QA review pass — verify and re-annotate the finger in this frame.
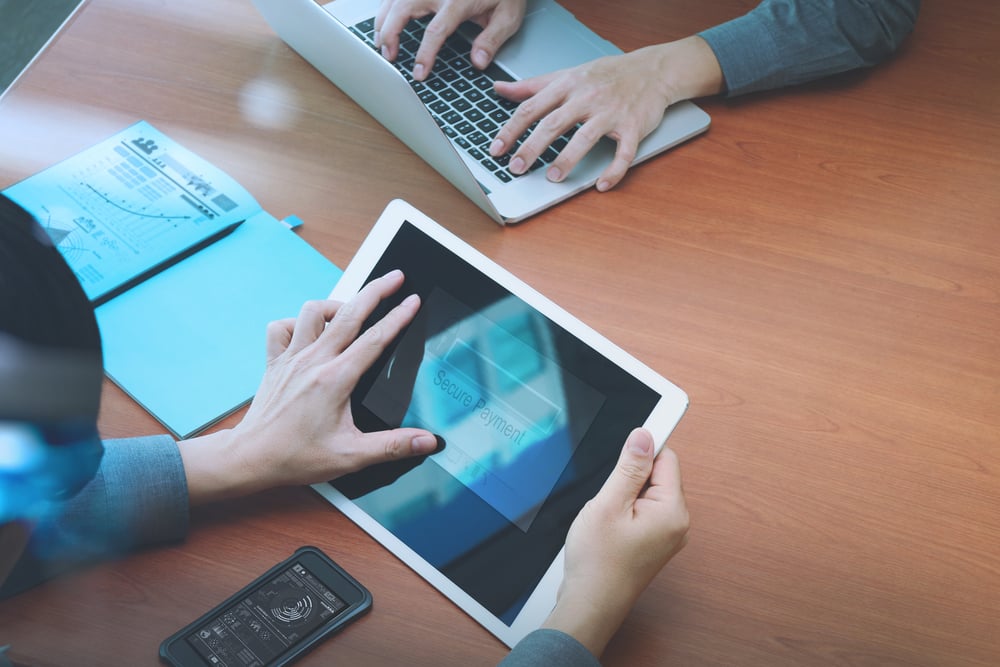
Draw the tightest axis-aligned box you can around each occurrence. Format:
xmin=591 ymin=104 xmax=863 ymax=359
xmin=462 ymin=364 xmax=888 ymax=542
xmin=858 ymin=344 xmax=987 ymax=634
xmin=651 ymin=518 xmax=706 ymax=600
xmin=353 ymin=428 xmax=441 ymax=469
xmin=591 ymin=121 xmax=641 ymax=191
xmin=377 ymin=1 xmax=428 ymax=60
xmin=320 ymin=270 xmax=406 ymax=353
xmin=508 ymin=107 xmax=580 ymax=176
xmin=374 ymin=0 xmax=393 ymax=36
xmin=540 ymin=119 xmax=606 ymax=182
xmin=489 ymin=75 xmax=557 ymax=156
xmin=493 ymin=77 xmax=548 ymax=103
xmin=597 ymin=428 xmax=655 ymax=512
xmin=645 ymin=444 xmax=685 ymax=503
xmin=335 ymin=293 xmax=422 ymax=387
xmin=469 ymin=2 xmax=525 ymax=69
xmin=264 ymin=317 xmax=296 ymax=362
xmin=286 ymin=299 xmax=340 ymax=355
xmin=413 ymin=8 xmax=469 ymax=81
xmin=594 ymin=133 xmax=638 ymax=192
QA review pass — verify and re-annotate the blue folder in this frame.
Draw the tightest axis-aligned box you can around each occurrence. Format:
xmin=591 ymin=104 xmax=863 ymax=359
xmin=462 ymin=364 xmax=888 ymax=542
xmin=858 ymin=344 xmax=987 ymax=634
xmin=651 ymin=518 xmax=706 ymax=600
xmin=5 ymin=122 xmax=342 ymax=438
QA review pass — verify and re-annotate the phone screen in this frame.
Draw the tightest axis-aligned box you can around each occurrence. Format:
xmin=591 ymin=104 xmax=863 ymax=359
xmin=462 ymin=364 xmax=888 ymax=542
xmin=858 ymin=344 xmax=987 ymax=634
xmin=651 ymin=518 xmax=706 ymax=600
xmin=161 ymin=547 xmax=371 ymax=667
xmin=184 ymin=561 xmax=346 ymax=664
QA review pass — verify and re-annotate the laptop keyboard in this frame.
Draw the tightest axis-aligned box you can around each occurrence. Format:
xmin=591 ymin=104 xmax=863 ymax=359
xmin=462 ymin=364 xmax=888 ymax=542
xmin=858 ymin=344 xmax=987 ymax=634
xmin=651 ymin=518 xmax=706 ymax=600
xmin=350 ymin=16 xmax=574 ymax=183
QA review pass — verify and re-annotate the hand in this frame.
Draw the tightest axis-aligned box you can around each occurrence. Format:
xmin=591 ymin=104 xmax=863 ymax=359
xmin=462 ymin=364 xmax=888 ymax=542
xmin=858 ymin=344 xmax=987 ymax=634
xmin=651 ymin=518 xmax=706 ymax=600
xmin=490 ymin=36 xmax=723 ymax=191
xmin=178 ymin=270 xmax=438 ymax=505
xmin=374 ymin=0 xmax=526 ymax=80
xmin=542 ymin=428 xmax=689 ymax=657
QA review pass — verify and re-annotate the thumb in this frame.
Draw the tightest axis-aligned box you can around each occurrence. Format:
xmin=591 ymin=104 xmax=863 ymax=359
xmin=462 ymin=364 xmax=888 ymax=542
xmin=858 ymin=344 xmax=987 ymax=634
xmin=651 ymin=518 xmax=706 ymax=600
xmin=597 ymin=428 xmax=655 ymax=510
xmin=358 ymin=428 xmax=440 ymax=466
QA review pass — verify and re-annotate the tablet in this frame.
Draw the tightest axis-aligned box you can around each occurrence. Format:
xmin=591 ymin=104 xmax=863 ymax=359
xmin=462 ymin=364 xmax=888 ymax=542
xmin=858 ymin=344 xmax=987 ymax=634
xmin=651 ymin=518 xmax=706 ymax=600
xmin=313 ymin=199 xmax=688 ymax=647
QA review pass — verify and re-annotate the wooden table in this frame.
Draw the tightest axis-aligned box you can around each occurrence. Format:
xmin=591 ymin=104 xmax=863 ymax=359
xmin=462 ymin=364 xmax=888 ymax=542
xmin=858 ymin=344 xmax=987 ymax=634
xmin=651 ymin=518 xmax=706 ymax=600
xmin=2 ymin=0 xmax=998 ymax=664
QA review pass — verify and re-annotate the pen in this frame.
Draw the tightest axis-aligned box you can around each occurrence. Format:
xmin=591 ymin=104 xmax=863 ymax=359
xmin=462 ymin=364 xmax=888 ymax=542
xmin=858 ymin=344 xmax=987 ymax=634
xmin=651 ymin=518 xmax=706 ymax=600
xmin=92 ymin=220 xmax=244 ymax=307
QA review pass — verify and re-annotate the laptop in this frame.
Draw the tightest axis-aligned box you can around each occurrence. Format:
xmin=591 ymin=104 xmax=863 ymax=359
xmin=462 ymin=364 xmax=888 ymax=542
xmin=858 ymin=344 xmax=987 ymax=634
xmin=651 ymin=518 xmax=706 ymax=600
xmin=252 ymin=0 xmax=711 ymax=224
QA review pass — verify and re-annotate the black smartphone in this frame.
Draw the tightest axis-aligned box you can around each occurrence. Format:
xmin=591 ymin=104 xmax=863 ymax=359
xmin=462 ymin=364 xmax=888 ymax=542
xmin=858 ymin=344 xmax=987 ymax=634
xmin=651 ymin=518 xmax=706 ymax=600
xmin=159 ymin=546 xmax=372 ymax=666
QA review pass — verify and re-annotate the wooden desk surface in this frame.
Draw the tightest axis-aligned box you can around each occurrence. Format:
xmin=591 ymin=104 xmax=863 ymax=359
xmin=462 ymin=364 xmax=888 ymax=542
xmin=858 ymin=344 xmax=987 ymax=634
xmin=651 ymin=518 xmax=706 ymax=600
xmin=1 ymin=0 xmax=998 ymax=665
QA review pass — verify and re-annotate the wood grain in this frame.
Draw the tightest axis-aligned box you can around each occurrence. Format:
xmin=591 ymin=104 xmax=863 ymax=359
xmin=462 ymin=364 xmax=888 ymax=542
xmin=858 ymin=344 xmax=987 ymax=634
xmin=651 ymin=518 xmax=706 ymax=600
xmin=1 ymin=0 xmax=998 ymax=665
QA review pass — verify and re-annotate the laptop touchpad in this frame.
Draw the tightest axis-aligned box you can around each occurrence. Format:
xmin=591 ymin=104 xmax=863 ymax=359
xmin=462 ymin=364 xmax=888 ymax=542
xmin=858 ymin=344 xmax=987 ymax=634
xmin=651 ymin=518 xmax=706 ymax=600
xmin=486 ymin=6 xmax=619 ymax=80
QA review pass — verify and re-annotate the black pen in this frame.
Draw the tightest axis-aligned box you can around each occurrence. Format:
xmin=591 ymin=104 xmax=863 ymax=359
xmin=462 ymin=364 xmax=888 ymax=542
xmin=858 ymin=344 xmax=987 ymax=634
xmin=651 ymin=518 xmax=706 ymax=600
xmin=92 ymin=220 xmax=244 ymax=307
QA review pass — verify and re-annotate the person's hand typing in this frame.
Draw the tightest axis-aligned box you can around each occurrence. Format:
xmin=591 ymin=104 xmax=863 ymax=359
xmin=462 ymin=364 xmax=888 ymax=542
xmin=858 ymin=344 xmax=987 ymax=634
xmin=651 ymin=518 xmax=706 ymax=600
xmin=179 ymin=270 xmax=437 ymax=505
xmin=374 ymin=0 xmax=526 ymax=80
xmin=491 ymin=36 xmax=723 ymax=191
xmin=542 ymin=428 xmax=689 ymax=658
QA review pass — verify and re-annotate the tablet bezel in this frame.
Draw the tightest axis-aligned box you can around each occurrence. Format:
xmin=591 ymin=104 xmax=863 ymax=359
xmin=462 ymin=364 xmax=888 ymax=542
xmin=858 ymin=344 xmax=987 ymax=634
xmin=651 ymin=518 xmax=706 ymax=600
xmin=313 ymin=199 xmax=688 ymax=647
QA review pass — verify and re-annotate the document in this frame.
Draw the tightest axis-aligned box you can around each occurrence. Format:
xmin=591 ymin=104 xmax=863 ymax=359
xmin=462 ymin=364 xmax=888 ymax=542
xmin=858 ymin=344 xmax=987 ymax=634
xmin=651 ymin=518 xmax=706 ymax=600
xmin=4 ymin=121 xmax=343 ymax=438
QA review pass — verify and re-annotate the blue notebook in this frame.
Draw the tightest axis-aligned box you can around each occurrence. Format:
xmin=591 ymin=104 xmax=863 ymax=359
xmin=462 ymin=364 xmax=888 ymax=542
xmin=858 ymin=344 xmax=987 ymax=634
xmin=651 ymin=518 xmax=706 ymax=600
xmin=4 ymin=121 xmax=343 ymax=438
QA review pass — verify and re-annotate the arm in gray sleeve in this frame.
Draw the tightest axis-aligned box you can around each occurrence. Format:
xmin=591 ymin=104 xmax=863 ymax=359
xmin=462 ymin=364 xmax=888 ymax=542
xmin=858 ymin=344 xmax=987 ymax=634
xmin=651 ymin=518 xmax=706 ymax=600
xmin=0 ymin=434 xmax=189 ymax=597
xmin=498 ymin=629 xmax=603 ymax=667
xmin=698 ymin=0 xmax=920 ymax=97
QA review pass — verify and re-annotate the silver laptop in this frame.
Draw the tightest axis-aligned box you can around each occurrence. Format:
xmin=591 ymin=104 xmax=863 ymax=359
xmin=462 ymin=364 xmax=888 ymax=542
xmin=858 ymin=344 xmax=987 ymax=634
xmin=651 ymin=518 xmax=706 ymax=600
xmin=252 ymin=0 xmax=711 ymax=224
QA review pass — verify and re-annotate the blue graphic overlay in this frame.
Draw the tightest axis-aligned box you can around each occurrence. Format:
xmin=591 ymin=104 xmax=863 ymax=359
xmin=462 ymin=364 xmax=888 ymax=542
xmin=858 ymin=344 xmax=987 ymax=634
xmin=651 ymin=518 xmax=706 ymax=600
xmin=363 ymin=288 xmax=605 ymax=532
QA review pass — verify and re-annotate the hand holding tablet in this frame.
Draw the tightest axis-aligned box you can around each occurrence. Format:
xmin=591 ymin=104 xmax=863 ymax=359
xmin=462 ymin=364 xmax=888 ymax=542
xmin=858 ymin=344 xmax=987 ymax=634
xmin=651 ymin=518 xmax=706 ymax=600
xmin=313 ymin=199 xmax=689 ymax=647
xmin=541 ymin=428 xmax=689 ymax=658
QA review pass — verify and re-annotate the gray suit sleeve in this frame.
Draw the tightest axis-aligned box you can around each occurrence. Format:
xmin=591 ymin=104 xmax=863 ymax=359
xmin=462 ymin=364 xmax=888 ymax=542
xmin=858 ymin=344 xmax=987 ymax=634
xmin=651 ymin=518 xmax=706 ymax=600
xmin=499 ymin=629 xmax=603 ymax=667
xmin=0 ymin=434 xmax=189 ymax=597
xmin=698 ymin=0 xmax=920 ymax=97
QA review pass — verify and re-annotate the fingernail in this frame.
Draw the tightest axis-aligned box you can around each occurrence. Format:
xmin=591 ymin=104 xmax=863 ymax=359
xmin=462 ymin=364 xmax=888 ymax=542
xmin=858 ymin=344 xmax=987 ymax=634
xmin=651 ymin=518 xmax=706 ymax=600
xmin=402 ymin=293 xmax=420 ymax=307
xmin=412 ymin=434 xmax=437 ymax=454
xmin=385 ymin=269 xmax=403 ymax=279
xmin=547 ymin=167 xmax=562 ymax=182
xmin=474 ymin=49 xmax=489 ymax=68
xmin=381 ymin=45 xmax=390 ymax=60
xmin=628 ymin=431 xmax=652 ymax=455
xmin=374 ymin=30 xmax=381 ymax=47
xmin=489 ymin=138 xmax=504 ymax=155
xmin=596 ymin=179 xmax=610 ymax=192
xmin=413 ymin=63 xmax=425 ymax=80
xmin=510 ymin=157 xmax=525 ymax=174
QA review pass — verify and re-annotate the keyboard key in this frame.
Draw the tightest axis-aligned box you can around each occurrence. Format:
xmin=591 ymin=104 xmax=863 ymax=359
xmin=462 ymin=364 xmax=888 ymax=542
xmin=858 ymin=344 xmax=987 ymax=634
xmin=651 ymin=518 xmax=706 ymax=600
xmin=476 ymin=99 xmax=498 ymax=113
xmin=477 ymin=119 xmax=499 ymax=134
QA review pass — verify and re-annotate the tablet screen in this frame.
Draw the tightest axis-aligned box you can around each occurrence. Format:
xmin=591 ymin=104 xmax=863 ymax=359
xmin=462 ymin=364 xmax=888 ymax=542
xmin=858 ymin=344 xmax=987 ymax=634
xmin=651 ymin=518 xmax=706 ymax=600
xmin=334 ymin=221 xmax=661 ymax=626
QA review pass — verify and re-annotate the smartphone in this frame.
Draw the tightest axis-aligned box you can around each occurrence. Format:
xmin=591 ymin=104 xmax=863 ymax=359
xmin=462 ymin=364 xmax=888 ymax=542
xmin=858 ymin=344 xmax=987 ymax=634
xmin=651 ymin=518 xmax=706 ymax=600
xmin=159 ymin=546 xmax=372 ymax=666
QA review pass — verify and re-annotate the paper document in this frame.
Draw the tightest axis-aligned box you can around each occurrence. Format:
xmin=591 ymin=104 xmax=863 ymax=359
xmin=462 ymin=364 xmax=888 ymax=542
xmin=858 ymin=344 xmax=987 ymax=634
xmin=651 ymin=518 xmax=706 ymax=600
xmin=4 ymin=122 xmax=343 ymax=438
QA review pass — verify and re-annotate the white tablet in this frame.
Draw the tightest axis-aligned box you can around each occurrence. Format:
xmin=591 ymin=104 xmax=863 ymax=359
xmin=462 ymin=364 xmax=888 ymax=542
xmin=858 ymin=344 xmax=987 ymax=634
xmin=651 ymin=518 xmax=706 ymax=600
xmin=313 ymin=199 xmax=688 ymax=647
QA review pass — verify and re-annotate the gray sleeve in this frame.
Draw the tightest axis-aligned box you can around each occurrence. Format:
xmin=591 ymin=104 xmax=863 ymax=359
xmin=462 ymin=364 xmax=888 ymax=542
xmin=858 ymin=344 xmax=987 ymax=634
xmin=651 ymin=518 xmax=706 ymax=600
xmin=698 ymin=0 xmax=920 ymax=97
xmin=498 ymin=629 xmax=603 ymax=667
xmin=0 ymin=434 xmax=189 ymax=597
